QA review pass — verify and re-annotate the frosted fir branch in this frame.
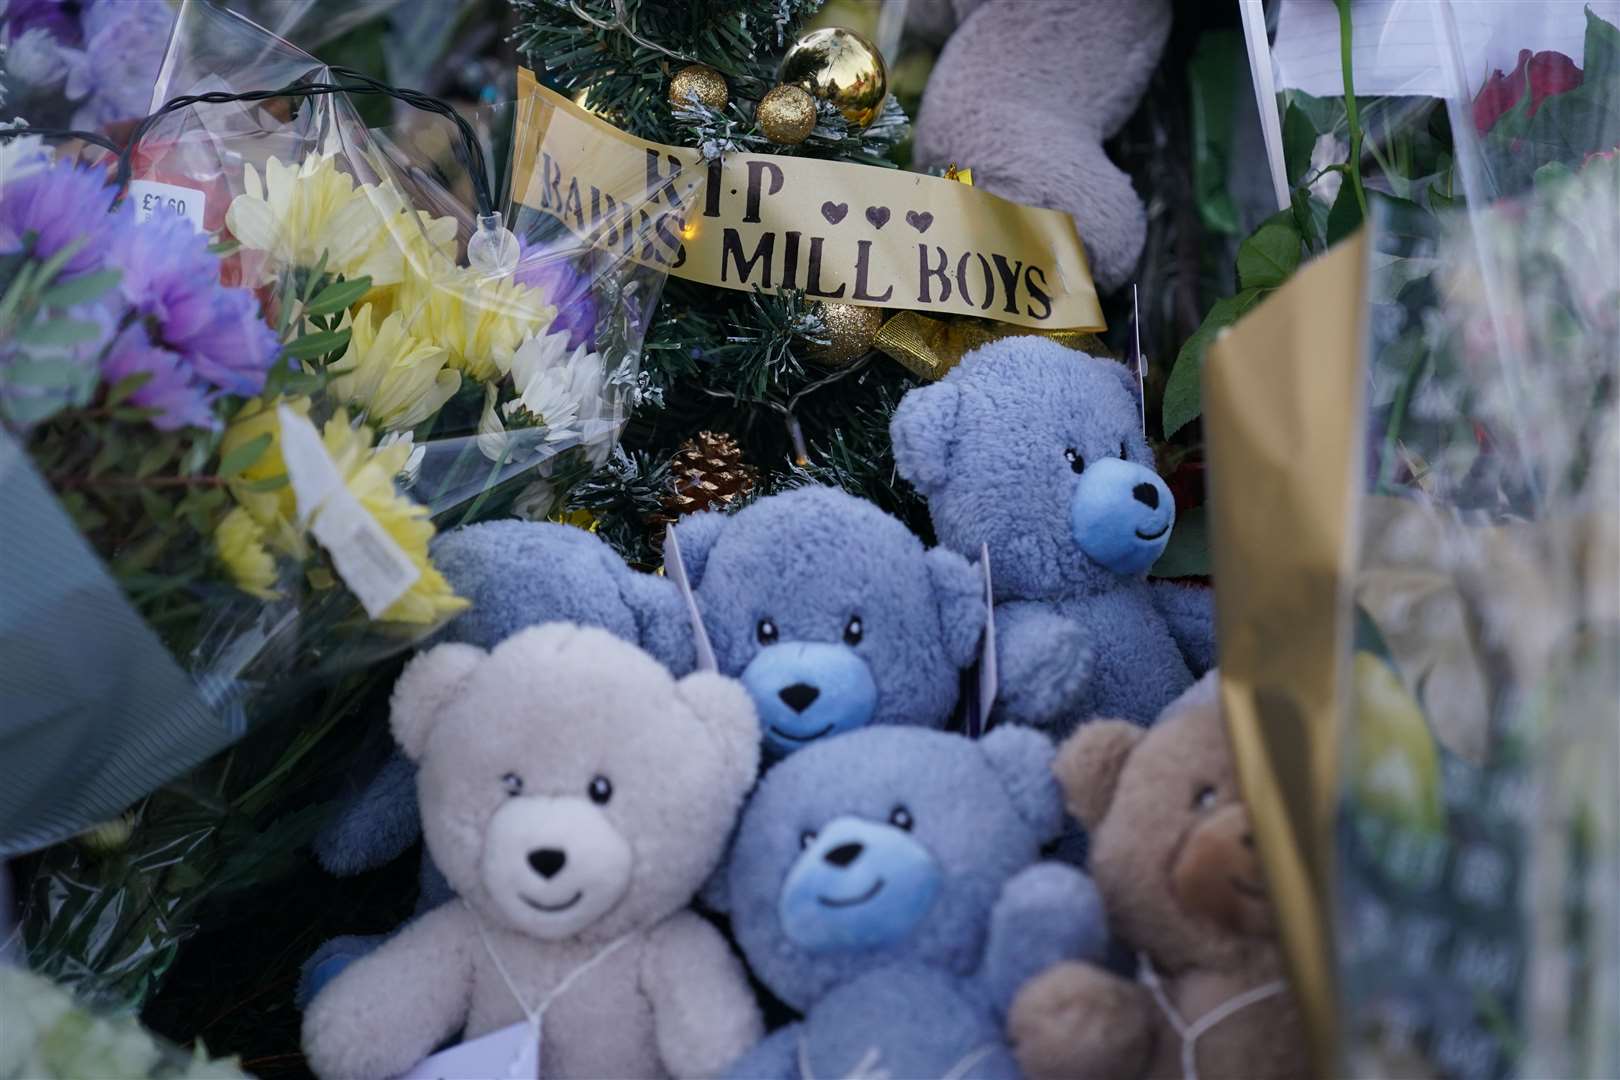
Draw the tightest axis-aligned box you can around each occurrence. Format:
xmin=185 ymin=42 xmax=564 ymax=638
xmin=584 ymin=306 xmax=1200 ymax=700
xmin=671 ymin=99 xmax=770 ymax=161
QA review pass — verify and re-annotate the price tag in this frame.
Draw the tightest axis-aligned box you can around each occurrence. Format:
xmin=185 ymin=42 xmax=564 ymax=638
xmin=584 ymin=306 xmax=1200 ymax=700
xmin=396 ymin=1021 xmax=539 ymax=1080
xmin=277 ymin=405 xmax=421 ymax=619
xmin=127 ymin=179 xmax=207 ymax=232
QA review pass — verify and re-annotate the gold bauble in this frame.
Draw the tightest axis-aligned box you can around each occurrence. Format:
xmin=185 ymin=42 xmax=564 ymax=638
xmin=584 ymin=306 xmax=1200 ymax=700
xmin=667 ymin=63 xmax=729 ymax=111
xmin=779 ymin=26 xmax=888 ymax=129
xmin=756 ymin=84 xmax=817 ymax=145
xmin=811 ymin=302 xmax=885 ymax=367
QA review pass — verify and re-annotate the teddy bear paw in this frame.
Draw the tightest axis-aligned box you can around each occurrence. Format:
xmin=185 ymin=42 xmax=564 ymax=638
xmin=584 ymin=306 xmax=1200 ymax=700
xmin=1009 ymin=961 xmax=1153 ymax=1080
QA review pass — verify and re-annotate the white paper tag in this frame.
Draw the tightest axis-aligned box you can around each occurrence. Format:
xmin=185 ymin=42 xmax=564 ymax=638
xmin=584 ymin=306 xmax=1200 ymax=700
xmin=664 ymin=524 xmax=718 ymax=672
xmin=277 ymin=405 xmax=421 ymax=618
xmin=975 ymin=543 xmax=997 ymax=736
xmin=127 ymin=179 xmax=207 ymax=233
xmin=1128 ymin=284 xmax=1146 ymax=436
xmin=396 ymin=1020 xmax=540 ymax=1080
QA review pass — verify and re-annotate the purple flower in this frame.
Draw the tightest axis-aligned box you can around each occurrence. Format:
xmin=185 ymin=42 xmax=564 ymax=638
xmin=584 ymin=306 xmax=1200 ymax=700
xmin=2 ymin=0 xmax=80 ymax=44
xmin=100 ymin=324 xmax=215 ymax=431
xmin=92 ymin=210 xmax=280 ymax=429
xmin=513 ymin=239 xmax=599 ymax=350
xmin=0 ymin=156 xmax=124 ymax=279
xmin=63 ymin=0 xmax=174 ymax=130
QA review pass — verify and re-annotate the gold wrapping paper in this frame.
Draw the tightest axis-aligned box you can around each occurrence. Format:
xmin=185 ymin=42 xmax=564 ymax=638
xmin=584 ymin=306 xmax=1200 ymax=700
xmin=1202 ymin=231 xmax=1370 ymax=1078
xmin=512 ymin=69 xmax=1104 ymax=331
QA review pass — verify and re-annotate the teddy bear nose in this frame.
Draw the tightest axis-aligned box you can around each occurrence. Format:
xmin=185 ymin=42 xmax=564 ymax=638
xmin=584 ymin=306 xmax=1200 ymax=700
xmin=528 ymin=848 xmax=567 ymax=879
xmin=1132 ymin=482 xmax=1160 ymax=509
xmin=823 ymin=842 xmax=863 ymax=867
xmin=779 ymin=683 xmax=821 ymax=713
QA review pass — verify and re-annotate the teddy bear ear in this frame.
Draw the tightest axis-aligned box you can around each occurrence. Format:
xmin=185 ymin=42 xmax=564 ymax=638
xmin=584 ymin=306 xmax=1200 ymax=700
xmin=669 ymin=510 xmax=728 ymax=588
xmin=674 ymin=671 xmax=762 ymax=792
xmin=925 ymin=547 xmax=986 ymax=670
xmin=978 ymin=725 xmax=1065 ymax=842
xmin=1054 ymin=719 xmax=1143 ymax=830
xmin=389 ymin=642 xmax=485 ymax=761
xmin=890 ymin=380 xmax=961 ymax=497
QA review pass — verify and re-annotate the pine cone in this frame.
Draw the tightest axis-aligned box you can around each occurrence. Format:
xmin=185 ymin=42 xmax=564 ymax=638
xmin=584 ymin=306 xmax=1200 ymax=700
xmin=648 ymin=432 xmax=758 ymax=541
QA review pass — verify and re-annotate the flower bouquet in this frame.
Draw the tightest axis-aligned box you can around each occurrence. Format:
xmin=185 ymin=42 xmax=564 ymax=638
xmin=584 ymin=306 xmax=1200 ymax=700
xmin=5 ymin=2 xmax=677 ymax=1008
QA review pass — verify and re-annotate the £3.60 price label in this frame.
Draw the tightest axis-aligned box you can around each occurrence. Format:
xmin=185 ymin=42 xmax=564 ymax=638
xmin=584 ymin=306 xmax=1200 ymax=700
xmin=127 ymin=179 xmax=207 ymax=232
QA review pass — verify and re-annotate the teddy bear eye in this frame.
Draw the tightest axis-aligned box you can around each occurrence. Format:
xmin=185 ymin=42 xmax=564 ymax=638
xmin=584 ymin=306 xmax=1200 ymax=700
xmin=588 ymin=775 xmax=613 ymax=804
xmin=757 ymin=618 xmax=779 ymax=645
xmin=1192 ymin=785 xmax=1218 ymax=811
xmin=501 ymin=773 xmax=523 ymax=797
xmin=889 ymin=806 xmax=914 ymax=831
xmin=843 ymin=615 xmax=864 ymax=645
xmin=800 ymin=830 xmax=817 ymax=850
xmin=1064 ymin=447 xmax=1085 ymax=474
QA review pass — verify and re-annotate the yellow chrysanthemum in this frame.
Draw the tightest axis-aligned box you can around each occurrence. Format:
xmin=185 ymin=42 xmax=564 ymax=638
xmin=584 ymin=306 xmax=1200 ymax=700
xmin=215 ymin=506 xmax=281 ymax=600
xmin=328 ymin=304 xmax=460 ymax=432
xmin=319 ymin=413 xmax=468 ymax=624
xmin=220 ymin=395 xmax=310 ymax=538
xmin=226 ymin=154 xmax=457 ymax=287
xmin=399 ymin=259 xmax=554 ymax=382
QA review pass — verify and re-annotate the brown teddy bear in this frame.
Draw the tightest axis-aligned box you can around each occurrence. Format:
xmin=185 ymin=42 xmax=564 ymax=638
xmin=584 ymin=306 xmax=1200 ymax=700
xmin=1007 ymin=673 xmax=1307 ymax=1080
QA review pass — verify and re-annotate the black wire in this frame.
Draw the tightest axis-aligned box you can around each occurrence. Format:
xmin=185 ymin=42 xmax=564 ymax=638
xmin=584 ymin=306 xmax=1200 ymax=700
xmin=1 ymin=73 xmax=494 ymax=218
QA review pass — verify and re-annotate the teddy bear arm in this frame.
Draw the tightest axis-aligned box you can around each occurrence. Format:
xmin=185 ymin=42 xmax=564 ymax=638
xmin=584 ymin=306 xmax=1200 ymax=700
xmin=1148 ymin=581 xmax=1217 ymax=675
xmin=1008 ymin=960 xmax=1156 ymax=1080
xmin=719 ymin=1024 xmax=803 ymax=1080
xmin=993 ymin=602 xmax=1096 ymax=730
xmin=639 ymin=910 xmax=765 ymax=1079
xmin=302 ymin=902 xmax=474 ymax=1080
xmin=982 ymin=862 xmax=1110 ymax=1019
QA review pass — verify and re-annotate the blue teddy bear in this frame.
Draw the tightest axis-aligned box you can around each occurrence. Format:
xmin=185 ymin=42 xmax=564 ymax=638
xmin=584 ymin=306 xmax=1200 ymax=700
xmin=891 ymin=337 xmax=1215 ymax=730
xmin=302 ymin=486 xmax=985 ymax=1000
xmin=720 ymin=725 xmax=1108 ymax=1079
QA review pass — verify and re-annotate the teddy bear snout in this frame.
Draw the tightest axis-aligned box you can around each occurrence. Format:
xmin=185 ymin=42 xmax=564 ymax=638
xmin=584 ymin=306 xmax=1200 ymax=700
xmin=742 ymin=641 xmax=880 ymax=757
xmin=479 ymin=794 xmax=634 ymax=939
xmin=778 ymin=813 xmax=943 ymax=953
xmin=1068 ymin=456 xmax=1176 ymax=576
xmin=1169 ymin=802 xmax=1273 ymax=937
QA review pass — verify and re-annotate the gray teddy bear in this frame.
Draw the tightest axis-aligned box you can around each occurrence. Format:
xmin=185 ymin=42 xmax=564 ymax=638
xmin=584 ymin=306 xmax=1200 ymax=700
xmin=911 ymin=0 xmax=1173 ymax=291
xmin=891 ymin=336 xmax=1214 ymax=731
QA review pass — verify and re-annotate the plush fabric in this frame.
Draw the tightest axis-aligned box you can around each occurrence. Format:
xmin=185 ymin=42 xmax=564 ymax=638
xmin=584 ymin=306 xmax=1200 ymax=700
xmin=720 ymin=726 xmax=1108 ymax=1079
xmin=892 ymin=337 xmax=1215 ymax=732
xmin=301 ymin=486 xmax=985 ymax=1001
xmin=302 ymin=625 xmax=762 ymax=1080
xmin=1007 ymin=673 xmax=1308 ymax=1080
xmin=912 ymin=0 xmax=1171 ymax=290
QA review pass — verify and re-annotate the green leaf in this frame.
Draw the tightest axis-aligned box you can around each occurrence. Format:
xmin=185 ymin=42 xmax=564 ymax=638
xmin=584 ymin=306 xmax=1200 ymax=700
xmin=104 ymin=371 xmax=153 ymax=407
xmin=1236 ymin=213 xmax=1303 ymax=290
xmin=242 ymin=473 xmax=290 ymax=493
xmin=89 ymin=434 xmax=125 ymax=479
xmin=136 ymin=437 xmax=177 ymax=480
xmin=1189 ymin=30 xmax=1242 ymax=235
xmin=282 ymin=328 xmax=351 ymax=362
xmin=37 ymin=269 xmax=121 ymax=309
xmin=5 ymin=356 xmax=89 ymax=388
xmin=1162 ymin=288 xmax=1267 ymax=437
xmin=14 ymin=316 xmax=106 ymax=348
xmin=1150 ymin=506 xmax=1210 ymax=578
xmin=1533 ymin=161 xmax=1575 ymax=189
xmin=216 ymin=432 xmax=271 ymax=479
xmin=305 ymin=276 xmax=373 ymax=317
xmin=1326 ymin=176 xmax=1365 ymax=245
xmin=1585 ymin=6 xmax=1620 ymax=82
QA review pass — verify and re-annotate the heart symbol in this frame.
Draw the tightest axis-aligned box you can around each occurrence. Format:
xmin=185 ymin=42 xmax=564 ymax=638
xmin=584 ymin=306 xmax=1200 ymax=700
xmin=865 ymin=205 xmax=891 ymax=229
xmin=821 ymin=201 xmax=848 ymax=225
xmin=905 ymin=210 xmax=934 ymax=234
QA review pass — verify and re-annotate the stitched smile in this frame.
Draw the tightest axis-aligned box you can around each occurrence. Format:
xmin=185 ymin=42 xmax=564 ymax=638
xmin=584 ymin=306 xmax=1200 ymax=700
xmin=1135 ymin=523 xmax=1169 ymax=541
xmin=818 ymin=878 xmax=884 ymax=908
xmin=1230 ymin=877 xmax=1266 ymax=900
xmin=771 ymin=722 xmax=834 ymax=742
xmin=522 ymin=890 xmax=583 ymax=913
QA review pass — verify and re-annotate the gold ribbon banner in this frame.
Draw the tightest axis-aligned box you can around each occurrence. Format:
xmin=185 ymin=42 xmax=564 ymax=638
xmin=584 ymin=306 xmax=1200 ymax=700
xmin=512 ymin=69 xmax=1104 ymax=332
xmin=875 ymin=310 xmax=1110 ymax=380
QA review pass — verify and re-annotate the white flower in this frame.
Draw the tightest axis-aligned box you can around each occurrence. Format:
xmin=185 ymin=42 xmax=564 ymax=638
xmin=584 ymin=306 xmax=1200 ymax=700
xmin=0 ymin=127 xmax=49 ymax=187
xmin=378 ymin=429 xmax=427 ymax=488
xmin=479 ymin=329 xmax=610 ymax=462
xmin=512 ymin=476 xmax=561 ymax=521
xmin=5 ymin=28 xmax=69 ymax=90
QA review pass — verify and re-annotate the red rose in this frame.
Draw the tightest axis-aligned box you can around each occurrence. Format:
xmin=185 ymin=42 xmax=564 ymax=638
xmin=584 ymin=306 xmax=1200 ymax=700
xmin=1473 ymin=49 xmax=1583 ymax=133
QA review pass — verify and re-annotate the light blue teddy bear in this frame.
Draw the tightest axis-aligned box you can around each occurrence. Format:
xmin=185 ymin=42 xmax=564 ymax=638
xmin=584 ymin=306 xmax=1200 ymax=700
xmin=720 ymin=724 xmax=1108 ymax=1079
xmin=891 ymin=337 xmax=1215 ymax=731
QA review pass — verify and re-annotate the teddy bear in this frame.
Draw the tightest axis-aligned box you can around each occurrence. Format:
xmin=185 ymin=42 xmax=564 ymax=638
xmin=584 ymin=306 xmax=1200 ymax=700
xmin=909 ymin=0 xmax=1172 ymax=291
xmin=1007 ymin=673 xmax=1306 ymax=1080
xmin=302 ymin=623 xmax=763 ymax=1080
xmin=718 ymin=725 xmax=1109 ymax=1079
xmin=891 ymin=336 xmax=1214 ymax=732
xmin=300 ymin=484 xmax=987 ymax=1002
